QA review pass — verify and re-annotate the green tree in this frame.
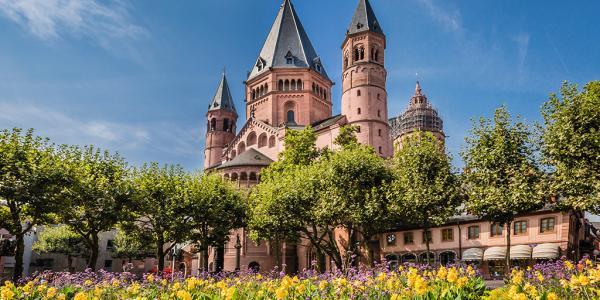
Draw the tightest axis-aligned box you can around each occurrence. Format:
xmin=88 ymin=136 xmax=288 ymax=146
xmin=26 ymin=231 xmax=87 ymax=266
xmin=32 ymin=225 xmax=88 ymax=272
xmin=60 ymin=145 xmax=132 ymax=270
xmin=461 ymin=106 xmax=546 ymax=273
xmin=387 ymin=132 xmax=462 ymax=265
xmin=182 ymin=173 xmax=245 ymax=272
xmin=318 ymin=141 xmax=393 ymax=268
xmin=249 ymin=127 xmax=345 ymax=271
xmin=542 ymin=81 xmax=600 ymax=212
xmin=0 ymin=128 xmax=67 ymax=280
xmin=112 ymin=229 xmax=155 ymax=262
xmin=128 ymin=163 xmax=188 ymax=272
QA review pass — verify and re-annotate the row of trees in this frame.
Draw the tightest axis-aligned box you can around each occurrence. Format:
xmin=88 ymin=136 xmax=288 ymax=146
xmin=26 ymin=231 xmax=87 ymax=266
xmin=0 ymin=135 xmax=245 ymax=281
xmin=248 ymin=81 xmax=600 ymax=273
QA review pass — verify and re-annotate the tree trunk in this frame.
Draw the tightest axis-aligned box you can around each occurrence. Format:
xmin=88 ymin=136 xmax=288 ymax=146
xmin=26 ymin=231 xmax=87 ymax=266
xmin=67 ymin=255 xmax=73 ymax=272
xmin=202 ymin=249 xmax=209 ymax=272
xmin=12 ymin=233 xmax=25 ymax=282
xmin=273 ymin=237 xmax=281 ymax=270
xmin=505 ymin=221 xmax=512 ymax=276
xmin=88 ymin=233 xmax=99 ymax=270
xmin=425 ymin=227 xmax=432 ymax=266
xmin=316 ymin=248 xmax=326 ymax=273
xmin=157 ymin=234 xmax=165 ymax=272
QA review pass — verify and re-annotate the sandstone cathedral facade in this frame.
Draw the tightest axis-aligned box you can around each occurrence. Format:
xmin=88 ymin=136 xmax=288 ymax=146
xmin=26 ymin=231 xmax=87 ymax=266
xmin=201 ymin=0 xmax=444 ymax=273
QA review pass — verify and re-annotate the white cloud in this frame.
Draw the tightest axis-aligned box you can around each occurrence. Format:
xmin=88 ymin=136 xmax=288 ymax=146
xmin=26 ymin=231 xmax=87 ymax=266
xmin=512 ymin=33 xmax=530 ymax=82
xmin=0 ymin=101 xmax=202 ymax=160
xmin=416 ymin=0 xmax=463 ymax=33
xmin=0 ymin=0 xmax=147 ymax=58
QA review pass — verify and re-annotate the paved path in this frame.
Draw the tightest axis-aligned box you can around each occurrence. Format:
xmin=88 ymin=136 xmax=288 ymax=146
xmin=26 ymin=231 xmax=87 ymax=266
xmin=485 ymin=280 xmax=505 ymax=289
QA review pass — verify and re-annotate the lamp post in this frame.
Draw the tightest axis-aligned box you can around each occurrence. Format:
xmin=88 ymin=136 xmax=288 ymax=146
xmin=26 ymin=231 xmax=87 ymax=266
xmin=234 ymin=234 xmax=242 ymax=271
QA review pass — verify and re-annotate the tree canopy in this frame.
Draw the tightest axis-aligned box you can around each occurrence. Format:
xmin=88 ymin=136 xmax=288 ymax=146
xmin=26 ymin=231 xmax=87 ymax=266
xmin=32 ymin=225 xmax=88 ymax=272
xmin=542 ymin=81 xmax=600 ymax=213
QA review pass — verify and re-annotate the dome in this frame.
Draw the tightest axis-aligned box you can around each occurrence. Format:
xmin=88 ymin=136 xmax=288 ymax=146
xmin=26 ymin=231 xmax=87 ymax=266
xmin=389 ymin=81 xmax=444 ymax=140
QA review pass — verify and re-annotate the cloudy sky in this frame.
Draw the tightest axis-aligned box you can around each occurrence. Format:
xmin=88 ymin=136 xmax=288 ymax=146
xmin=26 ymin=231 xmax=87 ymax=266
xmin=0 ymin=0 xmax=598 ymax=170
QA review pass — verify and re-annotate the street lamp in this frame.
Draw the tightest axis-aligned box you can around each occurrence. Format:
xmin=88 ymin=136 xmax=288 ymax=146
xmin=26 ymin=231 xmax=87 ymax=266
xmin=234 ymin=234 xmax=242 ymax=272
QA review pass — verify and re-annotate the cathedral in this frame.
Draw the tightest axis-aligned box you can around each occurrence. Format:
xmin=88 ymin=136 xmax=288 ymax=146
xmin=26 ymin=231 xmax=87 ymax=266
xmin=201 ymin=0 xmax=444 ymax=273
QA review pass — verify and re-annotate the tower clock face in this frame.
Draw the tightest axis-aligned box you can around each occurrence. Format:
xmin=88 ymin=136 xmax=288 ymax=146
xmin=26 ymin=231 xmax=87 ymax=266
xmin=386 ymin=234 xmax=396 ymax=244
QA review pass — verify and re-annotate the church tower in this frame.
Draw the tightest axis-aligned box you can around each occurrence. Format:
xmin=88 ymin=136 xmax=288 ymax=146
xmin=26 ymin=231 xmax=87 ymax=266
xmin=389 ymin=81 xmax=445 ymax=149
xmin=245 ymin=0 xmax=333 ymax=127
xmin=341 ymin=0 xmax=392 ymax=157
xmin=204 ymin=73 xmax=238 ymax=170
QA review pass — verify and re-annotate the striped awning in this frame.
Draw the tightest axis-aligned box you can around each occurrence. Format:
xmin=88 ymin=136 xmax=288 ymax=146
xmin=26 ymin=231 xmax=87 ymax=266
xmin=510 ymin=245 xmax=532 ymax=259
xmin=483 ymin=247 xmax=507 ymax=261
xmin=462 ymin=248 xmax=484 ymax=261
xmin=532 ymin=243 xmax=560 ymax=259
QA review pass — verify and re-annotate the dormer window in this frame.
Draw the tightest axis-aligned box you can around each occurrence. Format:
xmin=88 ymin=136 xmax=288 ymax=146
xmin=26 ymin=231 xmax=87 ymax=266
xmin=256 ymin=57 xmax=265 ymax=72
xmin=285 ymin=51 xmax=294 ymax=65
xmin=357 ymin=22 xmax=364 ymax=30
xmin=313 ymin=57 xmax=323 ymax=73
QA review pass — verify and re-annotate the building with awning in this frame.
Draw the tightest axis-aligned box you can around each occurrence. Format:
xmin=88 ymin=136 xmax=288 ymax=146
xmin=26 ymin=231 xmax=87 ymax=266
xmin=532 ymin=243 xmax=561 ymax=259
xmin=510 ymin=245 xmax=532 ymax=260
xmin=483 ymin=247 xmax=507 ymax=261
xmin=461 ymin=248 xmax=483 ymax=261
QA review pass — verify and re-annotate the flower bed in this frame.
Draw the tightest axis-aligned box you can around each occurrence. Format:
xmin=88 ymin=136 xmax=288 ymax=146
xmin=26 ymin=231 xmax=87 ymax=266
xmin=2 ymin=259 xmax=600 ymax=299
xmin=0 ymin=265 xmax=485 ymax=300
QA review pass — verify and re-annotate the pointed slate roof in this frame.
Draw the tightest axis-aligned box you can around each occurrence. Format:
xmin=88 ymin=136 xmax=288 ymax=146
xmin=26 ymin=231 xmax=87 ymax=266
xmin=208 ymin=73 xmax=237 ymax=114
xmin=347 ymin=0 xmax=384 ymax=36
xmin=217 ymin=148 xmax=274 ymax=169
xmin=247 ymin=0 xmax=330 ymax=81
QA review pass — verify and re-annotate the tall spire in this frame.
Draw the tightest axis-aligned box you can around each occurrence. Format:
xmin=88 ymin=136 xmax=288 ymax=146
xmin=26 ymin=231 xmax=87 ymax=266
xmin=415 ymin=81 xmax=422 ymax=95
xmin=208 ymin=73 xmax=237 ymax=114
xmin=347 ymin=0 xmax=384 ymax=36
xmin=247 ymin=0 xmax=329 ymax=81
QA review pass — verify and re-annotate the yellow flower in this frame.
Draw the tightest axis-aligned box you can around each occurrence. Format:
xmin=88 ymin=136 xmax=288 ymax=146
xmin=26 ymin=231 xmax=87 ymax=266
xmin=296 ymin=283 xmax=306 ymax=294
xmin=275 ymin=286 xmax=288 ymax=299
xmin=535 ymin=271 xmax=544 ymax=282
xmin=413 ymin=276 xmax=428 ymax=296
xmin=176 ymin=290 xmax=192 ymax=300
xmin=547 ymin=292 xmax=559 ymax=300
xmin=377 ymin=272 xmax=387 ymax=282
xmin=457 ymin=276 xmax=468 ymax=288
xmin=319 ymin=280 xmax=327 ymax=290
xmin=1 ymin=288 xmax=15 ymax=300
xmin=390 ymin=294 xmax=400 ymax=300
xmin=94 ymin=286 xmax=103 ymax=298
xmin=225 ymin=287 xmax=236 ymax=300
xmin=111 ymin=279 xmax=120 ymax=287
xmin=437 ymin=266 xmax=448 ymax=281
xmin=74 ymin=292 xmax=88 ymax=300
xmin=564 ymin=261 xmax=574 ymax=270
xmin=84 ymin=280 xmax=93 ymax=286
xmin=146 ymin=274 xmax=155 ymax=283
xmin=47 ymin=287 xmax=57 ymax=298
xmin=57 ymin=294 xmax=66 ymax=300
xmin=447 ymin=267 xmax=458 ymax=283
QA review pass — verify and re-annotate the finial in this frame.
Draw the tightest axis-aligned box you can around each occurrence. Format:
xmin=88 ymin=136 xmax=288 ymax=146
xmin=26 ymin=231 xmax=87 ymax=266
xmin=415 ymin=80 xmax=422 ymax=95
xmin=222 ymin=66 xmax=226 ymax=75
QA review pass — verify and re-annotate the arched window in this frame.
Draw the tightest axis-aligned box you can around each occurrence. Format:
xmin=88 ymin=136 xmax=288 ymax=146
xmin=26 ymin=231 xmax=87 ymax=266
xmin=231 ymin=173 xmax=239 ymax=181
xmin=324 ymin=91 xmax=327 ymax=100
xmin=237 ymin=142 xmax=246 ymax=155
xmin=224 ymin=174 xmax=230 ymax=180
xmin=354 ymin=47 xmax=360 ymax=62
xmin=360 ymin=47 xmax=365 ymax=60
xmin=284 ymin=80 xmax=290 ymax=91
xmin=419 ymin=252 xmax=435 ymax=264
xmin=248 ymin=262 xmax=260 ymax=272
xmin=230 ymin=150 xmax=237 ymax=159
xmin=312 ymin=82 xmax=316 ymax=93
xmin=210 ymin=118 xmax=216 ymax=131
xmin=378 ymin=110 xmax=381 ymax=117
xmin=297 ymin=79 xmax=302 ymax=90
xmin=268 ymin=136 xmax=276 ymax=148
xmin=378 ymin=146 xmax=382 ymax=154
xmin=249 ymin=172 xmax=257 ymax=181
xmin=344 ymin=56 xmax=349 ymax=69
xmin=291 ymin=79 xmax=296 ymax=90
xmin=385 ymin=254 xmax=399 ymax=270
xmin=371 ymin=48 xmax=375 ymax=60
xmin=264 ymin=83 xmax=268 ymax=93
xmin=375 ymin=50 xmax=379 ymax=62
xmin=378 ymin=129 xmax=382 ymax=136
xmin=439 ymin=251 xmax=456 ymax=265
xmin=319 ymin=87 xmax=323 ymax=97
xmin=287 ymin=110 xmax=295 ymax=124
xmin=251 ymin=90 xmax=256 ymax=100
xmin=258 ymin=133 xmax=268 ymax=148
xmin=247 ymin=132 xmax=257 ymax=146
xmin=357 ymin=108 xmax=362 ymax=115
xmin=278 ymin=80 xmax=284 ymax=91
xmin=357 ymin=90 xmax=361 ymax=97
xmin=223 ymin=119 xmax=230 ymax=132
xmin=240 ymin=172 xmax=248 ymax=181
xmin=259 ymin=86 xmax=264 ymax=96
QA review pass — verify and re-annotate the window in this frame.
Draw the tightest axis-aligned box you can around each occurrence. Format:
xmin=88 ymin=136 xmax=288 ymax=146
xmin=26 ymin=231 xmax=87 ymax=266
xmin=441 ymin=228 xmax=453 ymax=242
xmin=291 ymin=79 xmax=296 ymax=90
xmin=223 ymin=119 xmax=230 ymax=132
xmin=278 ymin=80 xmax=284 ymax=91
xmin=287 ymin=57 xmax=293 ymax=64
xmin=468 ymin=226 xmax=480 ymax=239
xmin=210 ymin=118 xmax=216 ymax=131
xmin=540 ymin=217 xmax=556 ymax=233
xmin=378 ymin=146 xmax=382 ymax=154
xmin=490 ymin=223 xmax=503 ymax=237
xmin=249 ymin=172 xmax=257 ymax=181
xmin=357 ymin=90 xmax=361 ymax=97
xmin=377 ymin=94 xmax=381 ymax=100
xmin=378 ymin=110 xmax=381 ymax=117
xmin=378 ymin=129 xmax=382 ymax=136
xmin=356 ymin=126 xmax=361 ymax=133
xmin=284 ymin=80 xmax=290 ymax=91
xmin=403 ymin=232 xmax=414 ymax=245
xmin=357 ymin=108 xmax=361 ymax=115
xmin=106 ymin=240 xmax=115 ymax=251
xmin=422 ymin=230 xmax=432 ymax=244
xmin=286 ymin=110 xmax=295 ymax=124
xmin=513 ymin=221 xmax=527 ymax=235
xmin=344 ymin=56 xmax=348 ymax=69
xmin=297 ymin=79 xmax=303 ymax=90
xmin=386 ymin=234 xmax=396 ymax=246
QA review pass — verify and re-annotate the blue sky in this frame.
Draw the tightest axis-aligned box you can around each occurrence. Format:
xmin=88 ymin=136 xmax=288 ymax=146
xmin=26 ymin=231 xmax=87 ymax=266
xmin=0 ymin=0 xmax=598 ymax=170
